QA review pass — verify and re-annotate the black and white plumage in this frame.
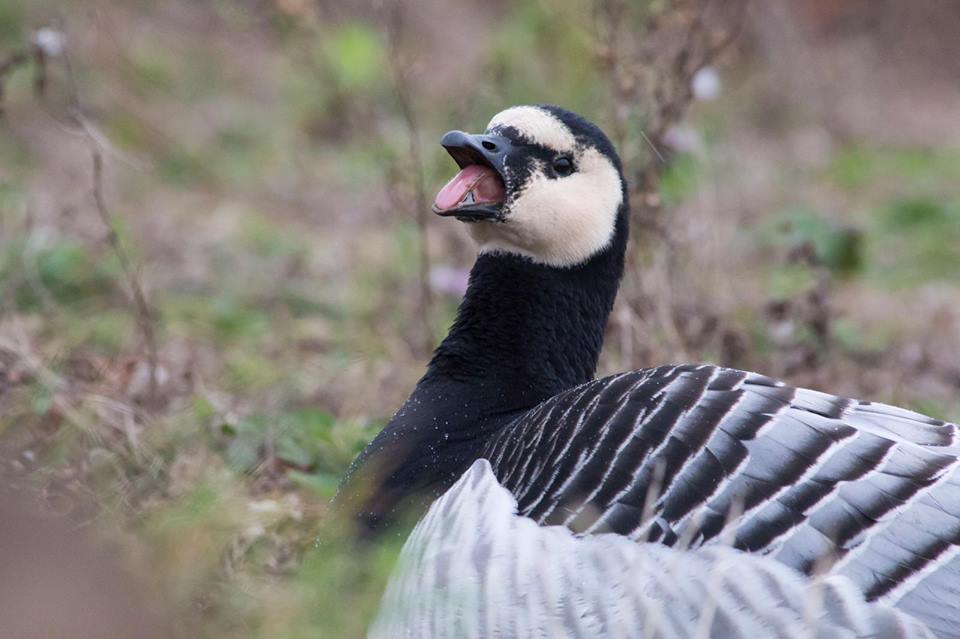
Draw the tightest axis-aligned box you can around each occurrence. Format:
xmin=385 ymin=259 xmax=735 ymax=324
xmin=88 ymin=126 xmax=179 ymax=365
xmin=371 ymin=459 xmax=936 ymax=639
xmin=334 ymin=105 xmax=960 ymax=638
xmin=482 ymin=365 xmax=960 ymax=637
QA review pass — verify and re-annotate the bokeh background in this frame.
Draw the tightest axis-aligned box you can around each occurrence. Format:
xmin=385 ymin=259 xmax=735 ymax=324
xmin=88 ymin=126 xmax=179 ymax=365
xmin=2 ymin=1 xmax=960 ymax=637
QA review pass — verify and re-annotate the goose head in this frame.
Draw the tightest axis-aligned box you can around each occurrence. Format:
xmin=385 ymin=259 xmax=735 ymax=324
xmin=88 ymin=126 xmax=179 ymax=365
xmin=433 ymin=105 xmax=628 ymax=268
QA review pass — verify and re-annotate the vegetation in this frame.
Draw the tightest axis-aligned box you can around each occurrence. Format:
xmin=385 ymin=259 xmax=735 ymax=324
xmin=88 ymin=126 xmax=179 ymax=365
xmin=1 ymin=1 xmax=959 ymax=637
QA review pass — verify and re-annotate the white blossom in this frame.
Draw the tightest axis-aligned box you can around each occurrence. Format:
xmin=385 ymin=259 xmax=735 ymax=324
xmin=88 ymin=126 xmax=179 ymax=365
xmin=692 ymin=66 xmax=721 ymax=101
xmin=31 ymin=28 xmax=65 ymax=57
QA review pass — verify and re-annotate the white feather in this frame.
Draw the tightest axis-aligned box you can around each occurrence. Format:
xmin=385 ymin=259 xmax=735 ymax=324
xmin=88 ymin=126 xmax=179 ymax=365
xmin=488 ymin=106 xmax=577 ymax=152
xmin=370 ymin=459 xmax=934 ymax=639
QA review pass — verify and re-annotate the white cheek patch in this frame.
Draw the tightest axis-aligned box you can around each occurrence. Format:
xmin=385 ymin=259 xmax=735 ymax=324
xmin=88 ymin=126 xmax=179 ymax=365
xmin=487 ymin=106 xmax=576 ymax=154
xmin=469 ymin=148 xmax=624 ymax=268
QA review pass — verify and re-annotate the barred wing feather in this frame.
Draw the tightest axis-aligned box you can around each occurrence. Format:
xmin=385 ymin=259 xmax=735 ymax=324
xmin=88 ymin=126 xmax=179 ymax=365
xmin=482 ymin=364 xmax=960 ymax=637
xmin=370 ymin=459 xmax=934 ymax=639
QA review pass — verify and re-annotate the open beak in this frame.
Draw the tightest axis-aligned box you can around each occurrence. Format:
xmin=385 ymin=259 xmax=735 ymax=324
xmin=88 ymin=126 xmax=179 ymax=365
xmin=432 ymin=131 xmax=511 ymax=222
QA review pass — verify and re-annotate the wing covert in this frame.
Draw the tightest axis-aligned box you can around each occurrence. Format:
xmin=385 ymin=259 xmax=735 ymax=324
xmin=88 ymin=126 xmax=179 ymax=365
xmin=482 ymin=364 xmax=960 ymax=635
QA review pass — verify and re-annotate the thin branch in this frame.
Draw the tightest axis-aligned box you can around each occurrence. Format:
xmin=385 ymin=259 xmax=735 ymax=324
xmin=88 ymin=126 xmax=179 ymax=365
xmin=89 ymin=140 xmax=160 ymax=407
xmin=591 ymin=0 xmax=745 ymax=368
xmin=3 ymin=34 xmax=158 ymax=408
xmin=648 ymin=1 xmax=744 ymax=148
xmin=58 ymin=38 xmax=162 ymax=408
xmin=593 ymin=0 xmax=745 ymax=203
xmin=638 ymin=128 xmax=667 ymax=165
xmin=0 ymin=44 xmax=48 ymax=117
xmin=0 ymin=50 xmax=28 ymax=77
xmin=382 ymin=0 xmax=434 ymax=356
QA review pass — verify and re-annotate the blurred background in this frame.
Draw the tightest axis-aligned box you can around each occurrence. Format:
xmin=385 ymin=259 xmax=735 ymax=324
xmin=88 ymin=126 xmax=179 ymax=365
xmin=1 ymin=0 xmax=960 ymax=637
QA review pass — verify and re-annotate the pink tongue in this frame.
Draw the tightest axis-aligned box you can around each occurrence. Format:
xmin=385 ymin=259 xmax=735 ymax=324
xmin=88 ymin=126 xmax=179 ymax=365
xmin=434 ymin=164 xmax=504 ymax=212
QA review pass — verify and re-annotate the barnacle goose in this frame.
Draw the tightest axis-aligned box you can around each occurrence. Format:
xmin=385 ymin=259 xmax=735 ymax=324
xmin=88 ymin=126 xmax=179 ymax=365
xmin=335 ymin=105 xmax=960 ymax=637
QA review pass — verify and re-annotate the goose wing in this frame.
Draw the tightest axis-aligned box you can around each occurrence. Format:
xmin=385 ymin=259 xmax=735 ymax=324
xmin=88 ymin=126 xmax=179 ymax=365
xmin=371 ymin=458 xmax=934 ymax=639
xmin=481 ymin=364 xmax=960 ymax=637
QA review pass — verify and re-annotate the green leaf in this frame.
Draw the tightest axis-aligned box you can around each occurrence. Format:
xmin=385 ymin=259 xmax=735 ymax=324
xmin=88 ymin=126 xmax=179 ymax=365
xmin=287 ymin=471 xmax=341 ymax=499
xmin=0 ymin=1 xmax=24 ymax=46
xmin=276 ymin=433 xmax=313 ymax=468
xmin=659 ymin=154 xmax=700 ymax=206
xmin=765 ymin=208 xmax=864 ymax=276
xmin=224 ymin=437 xmax=260 ymax=472
xmin=880 ymin=198 xmax=948 ymax=231
xmin=324 ymin=24 xmax=383 ymax=89
xmin=223 ymin=416 xmax=267 ymax=471
xmin=275 ymin=409 xmax=336 ymax=468
xmin=768 ymin=264 xmax=816 ymax=298
xmin=29 ymin=384 xmax=53 ymax=416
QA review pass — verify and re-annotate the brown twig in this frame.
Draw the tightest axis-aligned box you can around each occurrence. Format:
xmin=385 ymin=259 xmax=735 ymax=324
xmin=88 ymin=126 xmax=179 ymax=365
xmin=55 ymin=40 xmax=162 ymax=408
xmin=0 ymin=50 xmax=28 ymax=77
xmin=592 ymin=0 xmax=745 ymax=225
xmin=382 ymin=0 xmax=434 ymax=356
xmin=648 ymin=0 xmax=746 ymax=146
xmin=0 ymin=51 xmax=28 ymax=118
xmin=592 ymin=0 xmax=746 ymax=368
xmin=0 ymin=43 xmax=49 ymax=118
xmin=89 ymin=146 xmax=160 ymax=406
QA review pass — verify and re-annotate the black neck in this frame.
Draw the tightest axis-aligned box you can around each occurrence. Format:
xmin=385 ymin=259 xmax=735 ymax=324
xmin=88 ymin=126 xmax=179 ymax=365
xmin=336 ymin=206 xmax=627 ymax=529
xmin=423 ymin=232 xmax=625 ymax=415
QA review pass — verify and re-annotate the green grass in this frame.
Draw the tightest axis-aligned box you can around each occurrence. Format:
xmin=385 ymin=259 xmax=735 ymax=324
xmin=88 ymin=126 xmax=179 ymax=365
xmin=829 ymin=147 xmax=960 ymax=193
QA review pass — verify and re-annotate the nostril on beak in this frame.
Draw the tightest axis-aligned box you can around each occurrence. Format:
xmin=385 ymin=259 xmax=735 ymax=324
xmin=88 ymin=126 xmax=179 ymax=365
xmin=481 ymin=139 xmax=498 ymax=152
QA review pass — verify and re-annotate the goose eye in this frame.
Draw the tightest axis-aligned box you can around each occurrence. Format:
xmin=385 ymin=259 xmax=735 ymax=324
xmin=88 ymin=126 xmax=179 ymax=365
xmin=552 ymin=156 xmax=573 ymax=176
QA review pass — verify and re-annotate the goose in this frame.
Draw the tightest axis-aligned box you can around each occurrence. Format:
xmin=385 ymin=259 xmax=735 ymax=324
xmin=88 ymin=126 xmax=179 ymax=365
xmin=334 ymin=105 xmax=960 ymax=637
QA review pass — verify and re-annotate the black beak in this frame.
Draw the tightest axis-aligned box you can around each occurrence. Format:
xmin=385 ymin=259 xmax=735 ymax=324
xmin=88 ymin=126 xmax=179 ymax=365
xmin=435 ymin=130 xmax=512 ymax=222
xmin=440 ymin=130 xmax=513 ymax=176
